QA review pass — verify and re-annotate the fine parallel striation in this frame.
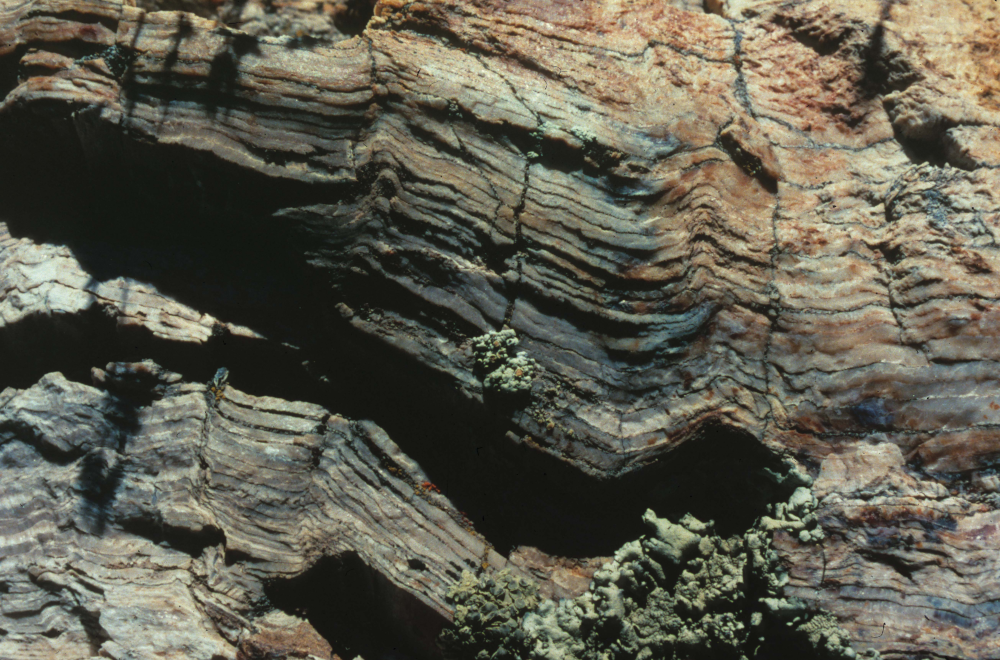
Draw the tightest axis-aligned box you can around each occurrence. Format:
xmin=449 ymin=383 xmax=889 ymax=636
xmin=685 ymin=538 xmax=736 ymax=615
xmin=0 ymin=365 xmax=511 ymax=659
xmin=3 ymin=0 xmax=1000 ymax=657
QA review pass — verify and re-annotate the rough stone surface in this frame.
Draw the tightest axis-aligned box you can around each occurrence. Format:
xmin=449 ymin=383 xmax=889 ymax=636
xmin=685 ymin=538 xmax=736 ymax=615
xmin=0 ymin=224 xmax=263 ymax=344
xmin=236 ymin=610 xmax=334 ymax=660
xmin=506 ymin=548 xmax=609 ymax=602
xmin=0 ymin=364 xmax=513 ymax=659
xmin=780 ymin=443 xmax=1000 ymax=659
xmin=2 ymin=0 xmax=1000 ymax=658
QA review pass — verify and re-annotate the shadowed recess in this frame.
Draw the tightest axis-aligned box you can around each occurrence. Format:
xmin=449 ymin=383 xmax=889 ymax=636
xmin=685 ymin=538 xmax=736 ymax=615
xmin=77 ymin=449 xmax=125 ymax=535
xmin=639 ymin=424 xmax=801 ymax=537
xmin=265 ymin=553 xmax=442 ymax=660
xmin=334 ymin=0 xmax=376 ymax=36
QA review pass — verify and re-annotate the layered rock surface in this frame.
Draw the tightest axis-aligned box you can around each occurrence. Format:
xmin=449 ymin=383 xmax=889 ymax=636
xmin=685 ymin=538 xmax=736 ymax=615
xmin=2 ymin=0 xmax=1000 ymax=657
xmin=0 ymin=363 xmax=510 ymax=659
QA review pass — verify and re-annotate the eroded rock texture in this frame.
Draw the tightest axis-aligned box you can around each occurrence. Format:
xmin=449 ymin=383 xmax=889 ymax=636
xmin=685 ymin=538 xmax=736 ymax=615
xmin=0 ymin=363 xmax=514 ymax=659
xmin=1 ymin=0 xmax=1000 ymax=657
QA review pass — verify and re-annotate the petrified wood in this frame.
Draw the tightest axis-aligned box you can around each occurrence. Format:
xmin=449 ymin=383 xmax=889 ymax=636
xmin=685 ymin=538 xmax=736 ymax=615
xmin=0 ymin=363 xmax=511 ymax=659
xmin=1 ymin=0 xmax=1000 ymax=657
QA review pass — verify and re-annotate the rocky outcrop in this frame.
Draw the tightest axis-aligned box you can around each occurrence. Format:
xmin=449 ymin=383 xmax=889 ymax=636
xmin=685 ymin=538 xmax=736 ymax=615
xmin=2 ymin=0 xmax=1000 ymax=657
xmin=0 ymin=362 xmax=512 ymax=658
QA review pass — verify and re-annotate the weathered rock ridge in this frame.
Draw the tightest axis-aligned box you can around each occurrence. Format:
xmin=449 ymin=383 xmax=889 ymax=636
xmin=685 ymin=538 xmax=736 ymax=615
xmin=2 ymin=0 xmax=1000 ymax=657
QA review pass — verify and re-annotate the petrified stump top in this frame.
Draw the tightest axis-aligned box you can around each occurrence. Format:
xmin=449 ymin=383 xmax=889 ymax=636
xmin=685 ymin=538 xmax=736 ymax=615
xmin=2 ymin=0 xmax=1000 ymax=657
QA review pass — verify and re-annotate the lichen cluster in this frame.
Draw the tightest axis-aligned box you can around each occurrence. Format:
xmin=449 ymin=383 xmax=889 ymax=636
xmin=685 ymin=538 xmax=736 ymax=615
xmin=520 ymin=509 xmax=862 ymax=660
xmin=440 ymin=489 xmax=878 ymax=660
xmin=759 ymin=485 xmax=825 ymax=544
xmin=471 ymin=329 xmax=537 ymax=395
xmin=440 ymin=569 xmax=541 ymax=660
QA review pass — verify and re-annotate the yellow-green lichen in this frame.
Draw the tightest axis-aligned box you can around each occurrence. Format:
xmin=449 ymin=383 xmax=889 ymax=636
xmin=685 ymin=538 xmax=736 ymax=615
xmin=440 ymin=569 xmax=540 ymax=660
xmin=440 ymin=483 xmax=877 ymax=660
xmin=471 ymin=328 xmax=538 ymax=396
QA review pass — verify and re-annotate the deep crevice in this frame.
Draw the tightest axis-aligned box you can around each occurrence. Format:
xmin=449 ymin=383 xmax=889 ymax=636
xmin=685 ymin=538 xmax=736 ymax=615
xmin=887 ymin=122 xmax=951 ymax=169
xmin=635 ymin=423 xmax=799 ymax=537
xmin=858 ymin=549 xmax=918 ymax=582
xmin=25 ymin=9 xmax=119 ymax=32
xmin=19 ymin=39 xmax=107 ymax=64
xmin=0 ymin=44 xmax=26 ymax=101
xmin=119 ymin=517 xmax=227 ymax=559
xmin=225 ymin=548 xmax=256 ymax=567
xmin=334 ymin=0 xmax=376 ymax=36
xmin=74 ymin=605 xmax=111 ymax=655
xmin=265 ymin=552 xmax=444 ymax=660
xmin=0 ymin=296 xmax=793 ymax=558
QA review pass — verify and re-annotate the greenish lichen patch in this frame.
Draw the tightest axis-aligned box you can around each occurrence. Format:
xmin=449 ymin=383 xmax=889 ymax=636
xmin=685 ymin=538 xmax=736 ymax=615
xmin=440 ymin=569 xmax=541 ymax=660
xmin=471 ymin=329 xmax=538 ymax=396
xmin=440 ymin=486 xmax=877 ymax=660
xmin=759 ymin=485 xmax=826 ymax=544
xmin=520 ymin=508 xmax=866 ymax=660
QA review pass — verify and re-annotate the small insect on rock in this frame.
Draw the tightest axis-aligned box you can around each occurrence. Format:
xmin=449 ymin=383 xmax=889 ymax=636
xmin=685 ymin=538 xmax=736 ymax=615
xmin=209 ymin=367 xmax=229 ymax=402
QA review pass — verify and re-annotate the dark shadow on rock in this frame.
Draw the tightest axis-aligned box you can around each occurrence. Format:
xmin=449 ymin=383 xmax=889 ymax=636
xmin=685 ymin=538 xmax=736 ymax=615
xmin=155 ymin=14 xmax=194 ymax=125
xmin=334 ymin=0 xmax=377 ymax=37
xmin=466 ymin=421 xmax=800 ymax=558
xmin=266 ymin=552 xmax=440 ymax=660
xmin=77 ymin=448 xmax=125 ymax=535
xmin=638 ymin=423 xmax=798 ymax=537
xmin=205 ymin=29 xmax=260 ymax=119
xmin=75 ymin=387 xmax=146 ymax=534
